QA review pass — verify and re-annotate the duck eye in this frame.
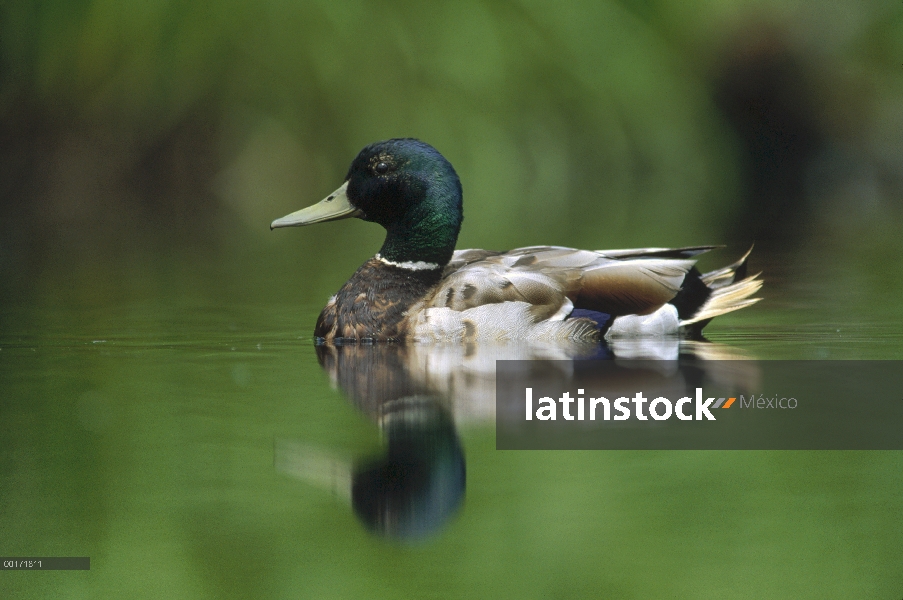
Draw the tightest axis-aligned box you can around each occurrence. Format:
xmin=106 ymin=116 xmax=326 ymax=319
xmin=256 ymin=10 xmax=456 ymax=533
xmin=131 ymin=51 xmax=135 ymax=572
xmin=375 ymin=162 xmax=390 ymax=175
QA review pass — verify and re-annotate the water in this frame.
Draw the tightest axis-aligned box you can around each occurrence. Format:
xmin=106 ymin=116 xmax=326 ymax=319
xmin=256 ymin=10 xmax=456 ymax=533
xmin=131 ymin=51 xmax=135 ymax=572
xmin=2 ymin=251 xmax=903 ymax=599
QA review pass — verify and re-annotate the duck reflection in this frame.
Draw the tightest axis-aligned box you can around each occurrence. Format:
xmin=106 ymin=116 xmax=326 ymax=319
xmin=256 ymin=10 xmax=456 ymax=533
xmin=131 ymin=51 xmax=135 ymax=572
xmin=352 ymin=395 xmax=465 ymax=540
xmin=277 ymin=339 xmax=756 ymax=540
xmin=277 ymin=343 xmax=471 ymax=542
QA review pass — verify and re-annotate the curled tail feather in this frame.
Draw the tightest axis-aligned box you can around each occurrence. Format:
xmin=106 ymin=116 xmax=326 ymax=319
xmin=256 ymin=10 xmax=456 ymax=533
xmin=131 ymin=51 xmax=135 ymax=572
xmin=680 ymin=246 xmax=762 ymax=332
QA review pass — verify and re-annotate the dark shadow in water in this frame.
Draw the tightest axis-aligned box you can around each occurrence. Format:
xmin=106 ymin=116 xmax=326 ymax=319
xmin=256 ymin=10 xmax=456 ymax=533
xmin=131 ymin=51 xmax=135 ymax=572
xmin=277 ymin=339 xmax=757 ymax=541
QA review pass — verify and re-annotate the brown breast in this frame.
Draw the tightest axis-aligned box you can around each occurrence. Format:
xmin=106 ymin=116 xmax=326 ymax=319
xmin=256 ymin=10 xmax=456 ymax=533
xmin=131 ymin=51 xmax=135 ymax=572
xmin=315 ymin=258 xmax=444 ymax=342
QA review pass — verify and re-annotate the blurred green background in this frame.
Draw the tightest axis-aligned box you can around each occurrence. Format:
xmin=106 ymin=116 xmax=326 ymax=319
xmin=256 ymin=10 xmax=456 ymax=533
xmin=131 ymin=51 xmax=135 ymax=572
xmin=2 ymin=1 xmax=903 ymax=598
xmin=2 ymin=0 xmax=902 ymax=312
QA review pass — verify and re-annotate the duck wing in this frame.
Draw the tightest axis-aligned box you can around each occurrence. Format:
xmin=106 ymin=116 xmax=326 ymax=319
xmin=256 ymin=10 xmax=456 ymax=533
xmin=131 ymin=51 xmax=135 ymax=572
xmin=433 ymin=246 xmax=698 ymax=317
xmin=594 ymin=245 xmax=718 ymax=259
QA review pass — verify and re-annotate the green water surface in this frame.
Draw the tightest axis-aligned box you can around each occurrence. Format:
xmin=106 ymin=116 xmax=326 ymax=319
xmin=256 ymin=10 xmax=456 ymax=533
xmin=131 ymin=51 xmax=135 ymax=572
xmin=2 ymin=248 xmax=902 ymax=600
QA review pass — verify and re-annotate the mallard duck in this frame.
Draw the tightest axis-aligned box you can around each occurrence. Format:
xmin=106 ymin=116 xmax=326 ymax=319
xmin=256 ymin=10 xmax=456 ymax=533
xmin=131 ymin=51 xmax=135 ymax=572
xmin=272 ymin=139 xmax=761 ymax=343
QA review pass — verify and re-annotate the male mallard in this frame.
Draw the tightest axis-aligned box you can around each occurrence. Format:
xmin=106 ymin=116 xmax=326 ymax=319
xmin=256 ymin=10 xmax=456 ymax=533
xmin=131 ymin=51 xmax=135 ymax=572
xmin=272 ymin=139 xmax=761 ymax=343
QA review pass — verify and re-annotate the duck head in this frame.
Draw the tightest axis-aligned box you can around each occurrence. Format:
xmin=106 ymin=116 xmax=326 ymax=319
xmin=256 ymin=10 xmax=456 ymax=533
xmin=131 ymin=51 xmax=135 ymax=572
xmin=272 ymin=138 xmax=463 ymax=267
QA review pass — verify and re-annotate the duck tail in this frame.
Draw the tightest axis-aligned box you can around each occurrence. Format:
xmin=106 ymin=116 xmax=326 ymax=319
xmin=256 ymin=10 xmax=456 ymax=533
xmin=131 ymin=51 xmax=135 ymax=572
xmin=674 ymin=245 xmax=763 ymax=336
xmin=699 ymin=245 xmax=754 ymax=288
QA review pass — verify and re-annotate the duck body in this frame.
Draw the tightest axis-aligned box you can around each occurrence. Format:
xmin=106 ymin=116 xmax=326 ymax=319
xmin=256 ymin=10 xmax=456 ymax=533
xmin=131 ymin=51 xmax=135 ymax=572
xmin=273 ymin=139 xmax=761 ymax=343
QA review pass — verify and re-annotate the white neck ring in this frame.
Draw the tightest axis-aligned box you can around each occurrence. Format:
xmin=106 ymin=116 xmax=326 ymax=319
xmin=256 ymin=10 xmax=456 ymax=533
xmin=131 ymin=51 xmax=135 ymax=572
xmin=375 ymin=254 xmax=441 ymax=271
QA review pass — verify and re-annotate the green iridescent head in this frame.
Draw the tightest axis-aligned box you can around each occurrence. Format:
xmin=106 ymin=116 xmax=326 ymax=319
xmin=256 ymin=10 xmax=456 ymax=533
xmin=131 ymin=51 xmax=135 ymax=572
xmin=272 ymin=139 xmax=463 ymax=266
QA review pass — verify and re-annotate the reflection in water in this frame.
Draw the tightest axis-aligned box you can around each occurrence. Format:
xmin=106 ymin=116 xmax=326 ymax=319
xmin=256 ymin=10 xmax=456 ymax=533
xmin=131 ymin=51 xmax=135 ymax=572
xmin=276 ymin=394 xmax=465 ymax=541
xmin=277 ymin=342 xmax=472 ymax=541
xmin=352 ymin=395 xmax=465 ymax=540
xmin=278 ymin=339 xmax=755 ymax=540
